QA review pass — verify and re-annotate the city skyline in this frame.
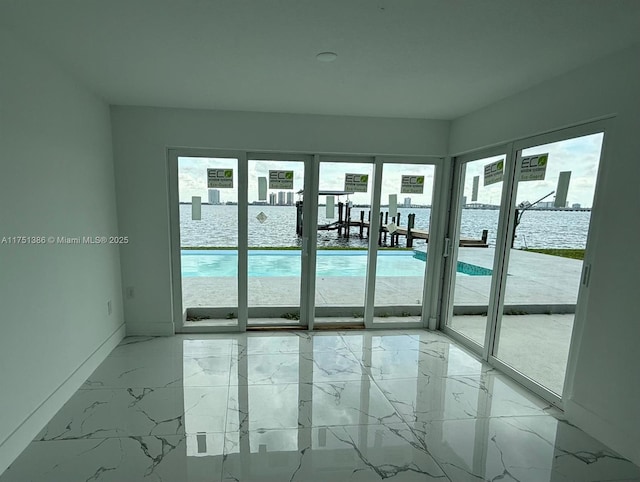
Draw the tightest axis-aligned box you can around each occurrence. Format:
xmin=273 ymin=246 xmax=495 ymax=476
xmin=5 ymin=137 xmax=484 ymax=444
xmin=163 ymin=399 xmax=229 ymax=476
xmin=178 ymin=133 xmax=602 ymax=209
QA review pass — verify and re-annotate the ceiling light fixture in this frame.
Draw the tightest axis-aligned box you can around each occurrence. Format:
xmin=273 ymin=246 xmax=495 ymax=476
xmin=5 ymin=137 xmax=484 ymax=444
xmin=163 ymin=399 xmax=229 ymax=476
xmin=316 ymin=52 xmax=338 ymax=62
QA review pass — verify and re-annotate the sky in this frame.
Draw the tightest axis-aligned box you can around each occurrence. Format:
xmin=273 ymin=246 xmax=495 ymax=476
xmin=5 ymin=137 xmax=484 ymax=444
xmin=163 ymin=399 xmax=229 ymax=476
xmin=179 ymin=160 xmax=436 ymax=205
xmin=178 ymin=132 xmax=603 ymax=208
xmin=461 ymin=132 xmax=603 ymax=208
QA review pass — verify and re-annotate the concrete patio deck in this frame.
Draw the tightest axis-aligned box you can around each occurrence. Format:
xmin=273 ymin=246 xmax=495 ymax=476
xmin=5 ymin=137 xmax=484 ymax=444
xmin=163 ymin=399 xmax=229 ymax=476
xmin=181 ymin=248 xmax=583 ymax=309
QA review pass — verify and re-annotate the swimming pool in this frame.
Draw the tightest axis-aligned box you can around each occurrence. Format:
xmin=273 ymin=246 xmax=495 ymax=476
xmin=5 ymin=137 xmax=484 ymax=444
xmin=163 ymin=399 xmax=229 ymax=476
xmin=181 ymin=250 xmax=492 ymax=278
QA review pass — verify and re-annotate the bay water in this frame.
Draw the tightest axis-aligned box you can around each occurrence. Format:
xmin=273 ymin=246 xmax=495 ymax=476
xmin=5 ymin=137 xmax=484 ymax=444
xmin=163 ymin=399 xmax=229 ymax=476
xmin=180 ymin=204 xmax=591 ymax=249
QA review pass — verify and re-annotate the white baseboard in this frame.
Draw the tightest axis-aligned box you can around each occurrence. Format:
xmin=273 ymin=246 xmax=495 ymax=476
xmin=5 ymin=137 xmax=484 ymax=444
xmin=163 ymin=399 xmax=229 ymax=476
xmin=0 ymin=322 xmax=126 ymax=476
xmin=565 ymin=399 xmax=640 ymax=466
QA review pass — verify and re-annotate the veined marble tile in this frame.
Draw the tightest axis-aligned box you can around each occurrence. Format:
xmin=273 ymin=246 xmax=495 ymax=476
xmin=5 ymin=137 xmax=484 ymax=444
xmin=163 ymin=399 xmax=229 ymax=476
xmin=230 ymin=349 xmax=366 ymax=385
xmin=0 ymin=435 xmax=225 ymax=482
xmin=221 ymin=424 xmax=449 ymax=481
xmin=233 ymin=335 xmax=299 ymax=357
xmin=234 ymin=353 xmax=302 ymax=385
xmin=226 ymin=384 xmax=301 ymax=432
xmin=406 ymin=416 xmax=640 ymax=482
xmin=225 ymin=380 xmax=403 ymax=432
xmin=82 ymin=354 xmax=232 ymax=389
xmin=181 ymin=337 xmax=236 ymax=358
xmin=4 ymin=329 xmax=639 ymax=482
xmin=109 ymin=336 xmax=184 ymax=359
xmin=359 ymin=341 xmax=491 ymax=380
xmin=112 ymin=336 xmax=235 ymax=360
xmin=309 ymin=380 xmax=404 ymax=428
xmin=376 ymin=372 xmax=557 ymax=423
xmin=300 ymin=349 xmax=369 ymax=383
xmin=182 ymin=355 xmax=233 ymax=387
xmin=82 ymin=356 xmax=184 ymax=389
xmin=339 ymin=330 xmax=449 ymax=353
xmin=35 ymin=387 xmax=188 ymax=441
xmin=35 ymin=386 xmax=229 ymax=442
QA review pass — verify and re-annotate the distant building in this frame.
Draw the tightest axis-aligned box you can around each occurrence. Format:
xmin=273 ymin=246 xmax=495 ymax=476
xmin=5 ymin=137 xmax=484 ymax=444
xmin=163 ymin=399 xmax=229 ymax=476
xmin=208 ymin=189 xmax=221 ymax=205
xmin=572 ymin=203 xmax=581 ymax=209
xmin=403 ymin=197 xmax=411 ymax=208
xmin=278 ymin=191 xmax=286 ymax=206
xmin=286 ymin=192 xmax=294 ymax=206
xmin=269 ymin=192 xmax=277 ymax=205
xmin=462 ymin=196 xmax=467 ymax=207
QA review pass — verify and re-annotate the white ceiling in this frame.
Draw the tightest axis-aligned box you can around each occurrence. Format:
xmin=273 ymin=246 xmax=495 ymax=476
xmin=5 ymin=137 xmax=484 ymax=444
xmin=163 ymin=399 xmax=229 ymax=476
xmin=2 ymin=0 xmax=640 ymax=119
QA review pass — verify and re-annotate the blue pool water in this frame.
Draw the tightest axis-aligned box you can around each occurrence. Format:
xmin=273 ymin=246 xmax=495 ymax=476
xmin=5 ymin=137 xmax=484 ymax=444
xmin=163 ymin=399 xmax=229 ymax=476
xmin=181 ymin=250 xmax=492 ymax=278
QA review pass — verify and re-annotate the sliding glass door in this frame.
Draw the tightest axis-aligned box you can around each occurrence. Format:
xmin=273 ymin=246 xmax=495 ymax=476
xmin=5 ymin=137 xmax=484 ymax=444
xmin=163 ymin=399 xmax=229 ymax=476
xmin=246 ymin=155 xmax=311 ymax=327
xmin=314 ymin=158 xmax=374 ymax=326
xmin=443 ymin=150 xmax=509 ymax=346
xmin=371 ymin=160 xmax=438 ymax=325
xmin=170 ymin=150 xmax=445 ymax=333
xmin=493 ymin=131 xmax=604 ymax=396
xmin=175 ymin=154 xmax=241 ymax=330
xmin=444 ymin=122 xmax=607 ymax=402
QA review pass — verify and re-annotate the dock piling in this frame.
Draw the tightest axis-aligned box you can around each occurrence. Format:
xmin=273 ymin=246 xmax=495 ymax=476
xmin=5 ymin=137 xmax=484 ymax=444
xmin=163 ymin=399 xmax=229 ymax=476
xmin=407 ymin=213 xmax=415 ymax=248
xmin=366 ymin=211 xmax=371 ymax=237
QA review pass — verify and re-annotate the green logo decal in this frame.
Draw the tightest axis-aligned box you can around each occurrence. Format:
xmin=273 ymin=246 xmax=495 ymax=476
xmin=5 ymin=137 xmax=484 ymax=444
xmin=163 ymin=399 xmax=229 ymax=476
xmin=224 ymin=170 xmax=233 ymax=178
xmin=538 ymin=155 xmax=547 ymax=166
xmin=497 ymin=160 xmax=504 ymax=170
xmin=285 ymin=172 xmax=293 ymax=180
xmin=417 ymin=176 xmax=424 ymax=184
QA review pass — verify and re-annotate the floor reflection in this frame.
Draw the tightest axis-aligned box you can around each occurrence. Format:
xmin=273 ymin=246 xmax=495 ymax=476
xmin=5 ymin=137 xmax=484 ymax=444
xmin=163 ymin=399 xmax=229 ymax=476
xmin=2 ymin=330 xmax=639 ymax=481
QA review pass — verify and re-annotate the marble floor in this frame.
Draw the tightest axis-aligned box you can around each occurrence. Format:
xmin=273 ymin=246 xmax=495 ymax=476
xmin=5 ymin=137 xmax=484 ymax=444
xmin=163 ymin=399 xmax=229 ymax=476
xmin=2 ymin=329 xmax=639 ymax=481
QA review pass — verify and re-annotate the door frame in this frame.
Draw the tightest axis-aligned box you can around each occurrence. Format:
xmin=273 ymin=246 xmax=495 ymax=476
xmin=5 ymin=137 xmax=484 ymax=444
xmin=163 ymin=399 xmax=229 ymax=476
xmin=439 ymin=143 xmax=514 ymax=354
xmin=364 ymin=155 xmax=446 ymax=329
xmin=245 ymin=152 xmax=314 ymax=329
xmin=441 ymin=118 xmax=612 ymax=407
xmin=169 ymin=149 xmax=446 ymax=334
xmin=168 ymin=148 xmax=315 ymax=333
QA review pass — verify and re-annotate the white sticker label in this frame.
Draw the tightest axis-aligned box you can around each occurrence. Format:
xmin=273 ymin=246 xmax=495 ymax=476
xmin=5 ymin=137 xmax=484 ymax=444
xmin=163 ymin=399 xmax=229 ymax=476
xmin=520 ymin=153 xmax=548 ymax=182
xmin=207 ymin=168 xmax=234 ymax=188
xmin=269 ymin=170 xmax=294 ymax=189
xmin=401 ymin=175 xmax=425 ymax=194
xmin=191 ymin=196 xmax=201 ymax=220
xmin=484 ymin=159 xmax=504 ymax=186
xmin=388 ymin=194 xmax=397 ymax=217
xmin=344 ymin=173 xmax=369 ymax=192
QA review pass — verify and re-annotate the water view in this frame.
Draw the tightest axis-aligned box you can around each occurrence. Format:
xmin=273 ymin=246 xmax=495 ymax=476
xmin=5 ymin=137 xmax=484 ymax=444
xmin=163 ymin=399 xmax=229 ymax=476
xmin=180 ymin=204 xmax=592 ymax=249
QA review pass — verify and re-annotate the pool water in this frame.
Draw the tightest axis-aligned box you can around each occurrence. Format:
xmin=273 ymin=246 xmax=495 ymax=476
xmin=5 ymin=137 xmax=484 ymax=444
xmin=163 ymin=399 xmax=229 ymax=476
xmin=181 ymin=250 xmax=492 ymax=278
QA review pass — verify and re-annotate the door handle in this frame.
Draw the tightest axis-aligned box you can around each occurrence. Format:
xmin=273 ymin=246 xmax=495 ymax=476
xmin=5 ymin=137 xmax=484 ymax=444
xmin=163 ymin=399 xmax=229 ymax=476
xmin=443 ymin=238 xmax=452 ymax=257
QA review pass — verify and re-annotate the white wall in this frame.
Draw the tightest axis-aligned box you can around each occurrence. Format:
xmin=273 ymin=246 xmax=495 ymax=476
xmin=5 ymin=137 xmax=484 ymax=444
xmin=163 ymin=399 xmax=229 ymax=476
xmin=450 ymin=43 xmax=640 ymax=465
xmin=0 ymin=30 xmax=124 ymax=473
xmin=110 ymin=106 xmax=449 ymax=335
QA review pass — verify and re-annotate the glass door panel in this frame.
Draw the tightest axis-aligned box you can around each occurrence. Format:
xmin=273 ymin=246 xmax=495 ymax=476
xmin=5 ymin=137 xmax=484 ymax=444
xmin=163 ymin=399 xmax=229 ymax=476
xmin=247 ymin=158 xmax=305 ymax=326
xmin=314 ymin=161 xmax=373 ymax=324
xmin=494 ymin=133 xmax=604 ymax=395
xmin=178 ymin=156 xmax=239 ymax=328
xmin=372 ymin=163 xmax=436 ymax=323
xmin=446 ymin=155 xmax=507 ymax=346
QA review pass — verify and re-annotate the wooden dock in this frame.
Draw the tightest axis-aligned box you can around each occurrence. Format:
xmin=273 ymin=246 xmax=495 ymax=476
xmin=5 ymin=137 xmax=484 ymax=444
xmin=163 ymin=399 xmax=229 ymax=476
xmin=297 ymin=200 xmax=489 ymax=248
xmin=355 ymin=220 xmax=488 ymax=248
